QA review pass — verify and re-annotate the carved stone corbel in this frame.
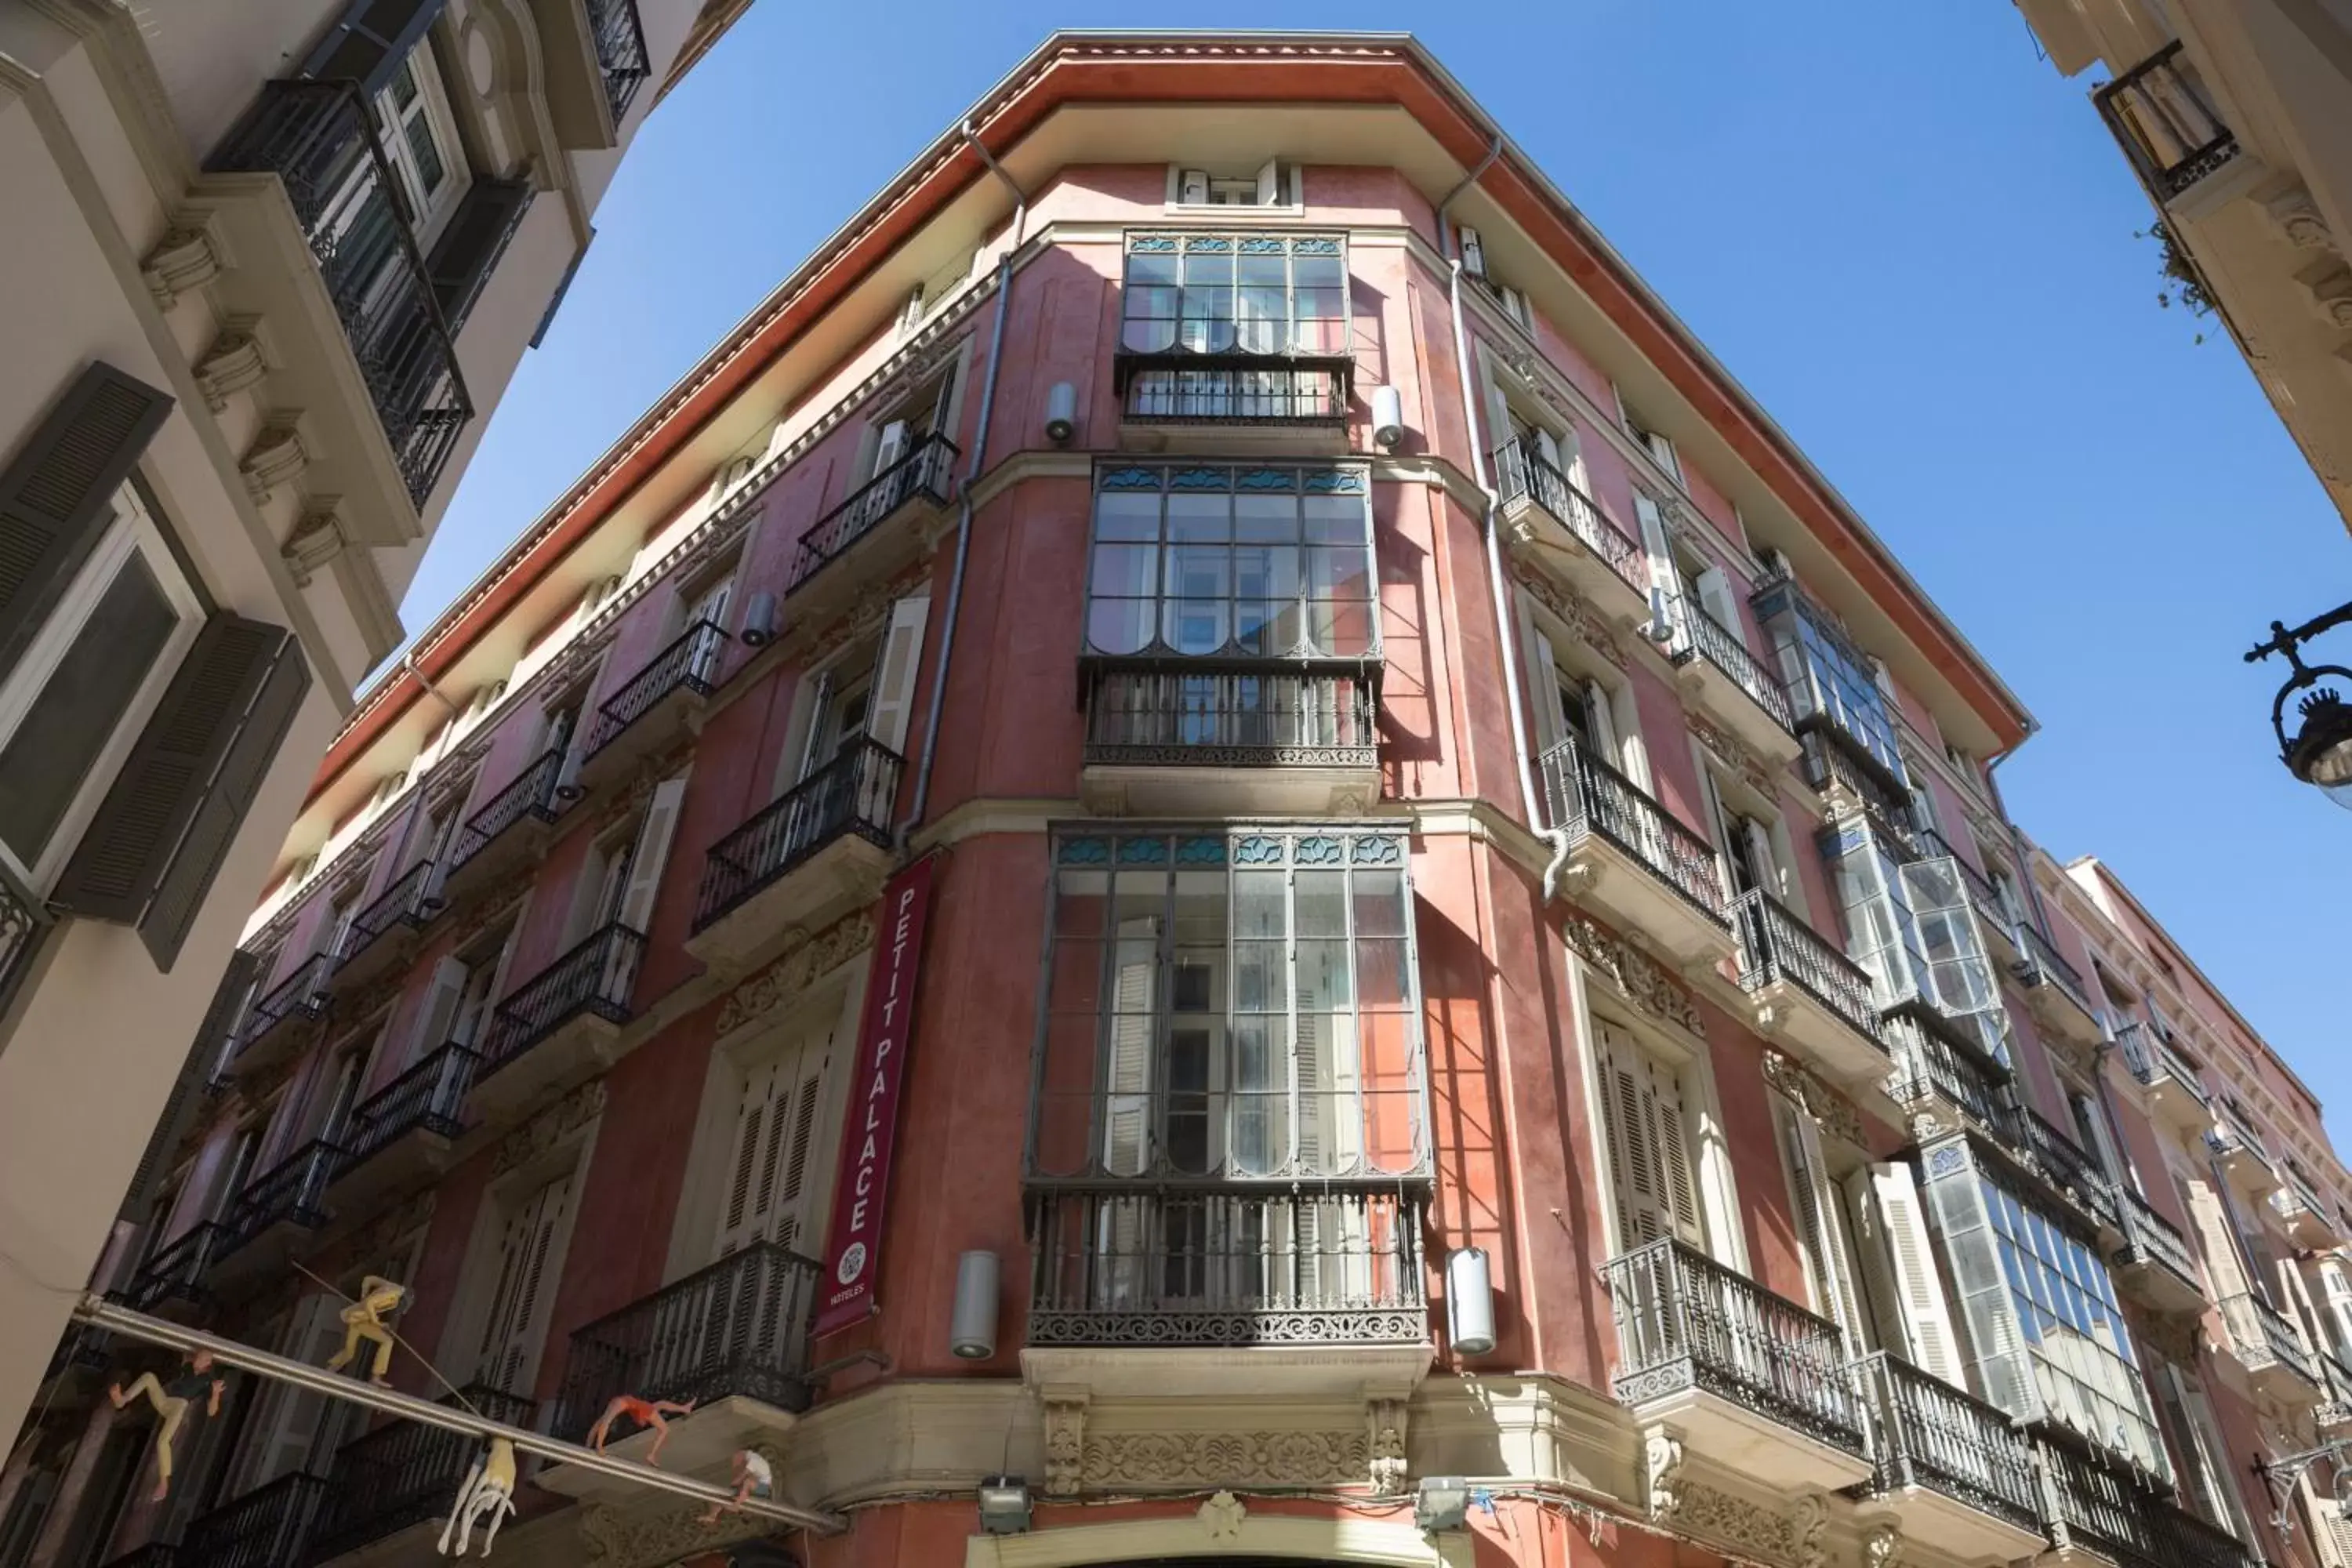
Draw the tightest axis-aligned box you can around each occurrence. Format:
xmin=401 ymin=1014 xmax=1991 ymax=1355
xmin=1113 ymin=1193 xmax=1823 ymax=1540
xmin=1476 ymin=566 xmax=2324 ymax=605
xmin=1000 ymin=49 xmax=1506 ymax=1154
xmin=1197 ymin=1490 xmax=1246 ymax=1541
xmin=1040 ymin=1390 xmax=1087 ymax=1496
xmin=1792 ymin=1494 xmax=1828 ymax=1568
xmin=195 ymin=321 xmax=271 ymax=413
xmin=1864 ymin=1521 xmax=1905 ymax=1568
xmin=241 ymin=417 xmax=311 ymax=506
xmin=1641 ymin=1425 xmax=1686 ymax=1519
xmin=2265 ymin=184 xmax=2334 ymax=250
xmin=281 ymin=502 xmax=352 ymax=588
xmin=1367 ymin=1396 xmax=1409 ymax=1494
xmin=141 ymin=220 xmax=225 ymax=310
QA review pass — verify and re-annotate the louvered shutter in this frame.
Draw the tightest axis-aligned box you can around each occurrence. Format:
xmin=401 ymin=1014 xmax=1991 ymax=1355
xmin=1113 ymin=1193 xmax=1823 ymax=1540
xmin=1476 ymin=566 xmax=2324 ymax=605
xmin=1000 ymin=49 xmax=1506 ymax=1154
xmin=2184 ymin=1179 xmax=2254 ymax=1299
xmin=1102 ymin=916 xmax=1157 ymax=1178
xmin=712 ymin=1044 xmax=829 ymax=1261
xmin=713 ymin=1059 xmax=778 ymax=1258
xmin=1865 ymin=1162 xmax=1967 ymax=1386
xmin=864 ymin=594 xmax=929 ymax=758
xmin=1457 ymin=224 xmax=1486 ymax=278
xmin=2318 ymin=1261 xmax=2352 ymax=1356
xmin=1580 ymin=680 xmax=1617 ymax=771
xmin=1693 ymin=564 xmax=1740 ymax=636
xmin=1521 ymin=622 xmax=1563 ymax=756
xmin=1740 ymin=817 xmax=1784 ymax=901
xmin=2278 ymin=1256 xmax=2325 ymax=1355
xmin=1531 ymin=426 xmax=1564 ymax=476
xmin=425 ymin=177 xmax=532 ymax=334
xmin=0 ymin=364 xmax=172 ymax=688
xmin=53 ymin=615 xmax=310 ymax=969
xmin=410 ymin=954 xmax=468 ymax=1059
xmin=122 ymin=949 xmax=261 ymax=1225
xmin=1593 ymin=1020 xmax=1697 ymax=1249
xmin=475 ymin=1172 xmax=571 ymax=1396
xmin=615 ymin=774 xmax=685 ymax=935
xmin=1780 ymin=1102 xmax=1864 ymax=1348
xmin=1632 ymin=493 xmax=1676 ymax=599
xmin=249 ymin=1297 xmax=346 ymax=1484
xmin=298 ymin=0 xmax=445 ymax=93
xmin=870 ymin=419 xmax=909 ymax=479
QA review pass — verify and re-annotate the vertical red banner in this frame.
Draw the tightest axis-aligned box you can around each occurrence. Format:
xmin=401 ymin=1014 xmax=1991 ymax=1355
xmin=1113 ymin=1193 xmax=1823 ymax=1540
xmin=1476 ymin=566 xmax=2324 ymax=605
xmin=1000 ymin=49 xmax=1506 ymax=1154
xmin=814 ymin=856 xmax=935 ymax=1337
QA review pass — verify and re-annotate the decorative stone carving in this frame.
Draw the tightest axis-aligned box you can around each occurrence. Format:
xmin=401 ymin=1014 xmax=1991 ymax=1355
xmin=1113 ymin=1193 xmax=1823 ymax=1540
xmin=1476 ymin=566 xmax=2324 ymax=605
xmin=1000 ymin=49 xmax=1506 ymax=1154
xmin=1688 ymin=711 xmax=1775 ymax=799
xmin=1865 ymin=1521 xmax=1905 ymax=1568
xmin=1040 ymin=1392 xmax=1087 ymax=1496
xmin=714 ymin=909 xmax=877 ymax=1036
xmin=141 ymin=222 xmax=223 ymax=310
xmin=1676 ymin=1480 xmax=1795 ymax=1562
xmin=241 ymin=419 xmax=311 ymax=506
xmin=195 ymin=325 xmax=270 ymax=412
xmin=494 ymin=1079 xmax=605 ymax=1174
xmin=1512 ymin=561 xmax=1628 ymax=667
xmin=1367 ymin=1396 xmax=1408 ymax=1494
xmin=1642 ymin=1428 xmax=1685 ymax=1518
xmin=2307 ymin=265 xmax=2352 ymax=330
xmin=281 ymin=503 xmax=351 ymax=588
xmin=1197 ymin=1490 xmax=1246 ymax=1541
xmin=1560 ymin=907 xmax=1706 ymax=1036
xmin=1792 ymin=1493 xmax=1828 ymax=1568
xmin=1081 ymin=1428 xmax=1369 ymax=1489
xmin=578 ymin=1468 xmax=781 ymax=1568
xmin=2267 ymin=185 xmax=2334 ymax=250
xmin=344 ymin=1188 xmax=437 ymax=1267
xmin=1761 ymin=1050 xmax=1867 ymax=1151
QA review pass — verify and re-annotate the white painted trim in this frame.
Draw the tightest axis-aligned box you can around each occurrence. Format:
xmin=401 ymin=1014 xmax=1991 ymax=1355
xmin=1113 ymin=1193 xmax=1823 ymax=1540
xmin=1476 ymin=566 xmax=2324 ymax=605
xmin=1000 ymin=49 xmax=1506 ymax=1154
xmin=964 ymin=1511 xmax=1469 ymax=1567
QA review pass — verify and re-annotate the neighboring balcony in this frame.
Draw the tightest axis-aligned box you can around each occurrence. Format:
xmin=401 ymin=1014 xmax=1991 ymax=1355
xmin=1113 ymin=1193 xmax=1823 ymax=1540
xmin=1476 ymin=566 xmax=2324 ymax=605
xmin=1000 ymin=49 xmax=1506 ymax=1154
xmin=310 ymin=1387 xmax=533 ymax=1564
xmin=325 ymin=861 xmax=441 ymax=995
xmin=119 ymin=1222 xmax=224 ymax=1316
xmin=2035 ymin=1434 xmax=2259 ymax=1568
xmin=1023 ymin=1185 xmax=1433 ymax=1399
xmin=1730 ymin=889 xmax=1890 ymax=1090
xmin=1662 ymin=594 xmax=1801 ymax=766
xmin=2109 ymin=1185 xmax=2206 ymax=1316
xmin=227 ymin=955 xmax=332 ymax=1080
xmin=1076 ymin=658 xmax=1381 ymax=815
xmin=1884 ymin=1002 xmax=2014 ymax=1139
xmin=466 ymin=923 xmax=644 ymax=1124
xmin=440 ymin=750 xmax=566 ymax=904
xmin=1491 ymin=436 xmax=1652 ymax=631
xmin=2270 ymin=1169 xmax=2347 ymax=1249
xmin=2016 ymin=1109 xmax=2123 ymax=1247
xmin=2207 ymin=1105 xmax=2282 ymax=1199
xmin=540 ymin=1243 xmax=821 ymax=1502
xmin=1114 ymin=352 xmax=1353 ymax=454
xmin=2094 ymin=42 xmax=2252 ymax=214
xmin=2318 ymin=1352 xmax=2352 ymax=1434
xmin=687 ymin=739 xmax=901 ymax=971
xmin=326 ymin=1044 xmax=478 ymax=1212
xmin=537 ymin=0 xmax=652 ymax=147
xmin=209 ymin=1140 xmax=339 ymax=1291
xmin=1852 ymin=1352 xmax=2045 ymax=1565
xmin=782 ymin=433 xmax=958 ymax=623
xmin=2112 ymin=1023 xmax=2215 ymax=1136
xmin=179 ymin=1471 xmax=328 ymax=1568
xmin=577 ymin=620 xmax=731 ymax=791
xmin=206 ymin=81 xmax=470 ymax=516
xmin=1603 ymin=1239 xmax=1870 ymax=1491
xmin=1911 ymin=827 xmax=2020 ymax=967
xmin=2219 ymin=1291 xmax=2323 ymax=1407
xmin=2009 ymin=925 xmax=2102 ymax=1047
xmin=1537 ymin=734 xmax=1735 ymax=967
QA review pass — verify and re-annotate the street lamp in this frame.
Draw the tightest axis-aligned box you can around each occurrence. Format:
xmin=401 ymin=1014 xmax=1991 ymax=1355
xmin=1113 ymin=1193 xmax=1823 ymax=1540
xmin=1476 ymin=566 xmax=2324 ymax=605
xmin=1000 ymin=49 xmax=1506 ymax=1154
xmin=2245 ymin=603 xmax=2352 ymax=810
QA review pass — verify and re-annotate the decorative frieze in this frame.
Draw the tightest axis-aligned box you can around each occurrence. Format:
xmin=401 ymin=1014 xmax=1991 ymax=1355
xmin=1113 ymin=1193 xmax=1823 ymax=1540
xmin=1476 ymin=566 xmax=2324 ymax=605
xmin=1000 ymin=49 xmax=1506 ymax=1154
xmin=1761 ymin=1050 xmax=1867 ymax=1150
xmin=1080 ymin=1427 xmax=1370 ymax=1490
xmin=2266 ymin=184 xmax=2335 ymax=250
xmin=1560 ymin=906 xmax=1705 ymax=1036
xmin=577 ymin=1446 xmax=784 ymax=1568
xmin=1675 ymin=1479 xmax=1796 ymax=1563
xmin=713 ymin=909 xmax=877 ymax=1036
xmin=1688 ymin=710 xmax=1775 ymax=799
xmin=494 ymin=1079 xmax=605 ymax=1174
xmin=1512 ymin=561 xmax=1628 ymax=669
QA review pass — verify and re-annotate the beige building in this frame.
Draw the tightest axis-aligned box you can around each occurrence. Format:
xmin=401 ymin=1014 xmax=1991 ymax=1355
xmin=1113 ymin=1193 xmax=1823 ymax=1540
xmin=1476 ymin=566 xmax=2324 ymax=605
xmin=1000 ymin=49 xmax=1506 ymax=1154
xmin=0 ymin=0 xmax=750 ymax=1439
xmin=2016 ymin=0 xmax=2352 ymax=532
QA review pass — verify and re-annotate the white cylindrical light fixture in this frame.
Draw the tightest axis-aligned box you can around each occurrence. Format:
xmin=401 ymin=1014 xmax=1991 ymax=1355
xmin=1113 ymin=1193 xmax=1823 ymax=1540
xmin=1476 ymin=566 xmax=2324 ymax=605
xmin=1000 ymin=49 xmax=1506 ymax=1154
xmin=1044 ymin=381 xmax=1078 ymax=443
xmin=739 ymin=590 xmax=779 ymax=648
xmin=950 ymin=1249 xmax=1000 ymax=1359
xmin=1445 ymin=1247 xmax=1496 ymax=1356
xmin=1370 ymin=383 xmax=1406 ymax=449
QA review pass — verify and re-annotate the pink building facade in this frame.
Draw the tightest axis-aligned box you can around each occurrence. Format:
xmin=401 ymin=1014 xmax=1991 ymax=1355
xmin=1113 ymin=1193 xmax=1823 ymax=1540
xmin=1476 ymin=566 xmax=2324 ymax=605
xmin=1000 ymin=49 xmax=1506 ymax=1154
xmin=7 ymin=31 xmax=2350 ymax=1568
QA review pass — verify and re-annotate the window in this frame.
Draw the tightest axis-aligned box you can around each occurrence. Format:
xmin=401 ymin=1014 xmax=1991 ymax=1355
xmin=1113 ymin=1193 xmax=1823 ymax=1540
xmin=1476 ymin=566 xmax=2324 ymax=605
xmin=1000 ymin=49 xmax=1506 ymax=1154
xmin=1591 ymin=1016 xmax=1703 ymax=1251
xmin=1084 ymin=465 xmax=1374 ymax=662
xmin=375 ymin=51 xmax=463 ymax=236
xmin=1752 ymin=579 xmax=1907 ymax=789
xmin=1624 ymin=408 xmax=1681 ymax=483
xmin=1170 ymin=161 xmax=1296 ymax=209
xmin=1698 ymin=762 xmax=1788 ymax=903
xmin=468 ymin=1168 xmax=575 ymax=1394
xmin=0 ymin=481 xmax=201 ymax=889
xmin=1029 ymin=827 xmax=1425 ymax=1184
xmin=1822 ymin=818 xmax=2007 ymax=1060
xmin=1119 ymin=234 xmax=1347 ymax=358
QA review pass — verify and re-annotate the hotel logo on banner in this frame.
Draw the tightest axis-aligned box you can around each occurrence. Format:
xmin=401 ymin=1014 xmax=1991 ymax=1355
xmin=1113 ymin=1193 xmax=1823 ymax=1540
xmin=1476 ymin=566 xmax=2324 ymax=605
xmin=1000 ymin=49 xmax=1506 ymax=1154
xmin=815 ymin=856 xmax=935 ymax=1336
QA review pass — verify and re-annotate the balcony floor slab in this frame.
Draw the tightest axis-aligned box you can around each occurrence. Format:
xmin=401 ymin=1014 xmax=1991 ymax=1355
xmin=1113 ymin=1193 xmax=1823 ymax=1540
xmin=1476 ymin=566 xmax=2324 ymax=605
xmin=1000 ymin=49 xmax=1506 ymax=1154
xmin=536 ymin=1396 xmax=801 ymax=1503
xmin=1670 ymin=659 xmax=1802 ymax=768
xmin=1078 ymin=762 xmax=1381 ymax=818
xmin=1631 ymin=1392 xmax=1874 ymax=1496
xmin=1862 ymin=1486 xmax=2048 ymax=1566
xmin=1741 ymin=979 xmax=1891 ymax=1092
xmin=1554 ymin=842 xmax=1736 ymax=969
xmin=1022 ymin=1342 xmax=1432 ymax=1403
xmin=466 ymin=1014 xmax=624 ymax=1129
xmin=324 ymin=1129 xmax=461 ymax=1215
xmin=686 ymin=833 xmax=892 ymax=975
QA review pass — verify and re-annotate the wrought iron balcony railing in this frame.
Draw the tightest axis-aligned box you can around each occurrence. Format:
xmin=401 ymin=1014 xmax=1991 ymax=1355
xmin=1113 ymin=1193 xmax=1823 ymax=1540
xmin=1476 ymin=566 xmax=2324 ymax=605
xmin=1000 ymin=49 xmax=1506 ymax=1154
xmin=333 ymin=859 xmax=440 ymax=972
xmin=2020 ymin=1110 xmax=2120 ymax=1231
xmin=1666 ymin=594 xmax=1795 ymax=733
xmin=2034 ymin=1435 xmax=2176 ymax=1568
xmin=694 ymin=739 xmax=902 ymax=931
xmin=2095 ymin=41 xmax=2243 ymax=201
xmin=1885 ymin=1003 xmax=2013 ymax=1134
xmin=1537 ymin=735 xmax=1728 ymax=924
xmin=583 ymin=619 xmax=730 ymax=757
xmin=122 ymin=1221 xmax=223 ymax=1312
xmin=0 ymin=860 xmax=49 ymax=1025
xmin=2114 ymin=1185 xmax=2201 ymax=1290
xmin=2220 ymin=1291 xmax=2320 ymax=1386
xmin=179 ymin=1470 xmax=328 ymax=1568
xmin=2114 ymin=1023 xmax=2209 ymax=1102
xmin=1119 ymin=358 xmax=1351 ymax=424
xmin=2321 ymin=1352 xmax=2352 ymax=1427
xmin=1602 ymin=1236 xmax=1867 ymax=1457
xmin=1026 ymin=1185 xmax=1429 ymax=1348
xmin=2013 ymin=923 xmax=2097 ymax=1017
xmin=786 ymin=432 xmax=959 ymax=595
xmin=1080 ymin=659 xmax=1380 ymax=769
xmin=237 ymin=953 xmax=331 ymax=1056
xmin=218 ymin=1139 xmax=339 ymax=1259
xmin=586 ymin=0 xmax=651 ymax=121
xmin=1490 ymin=435 xmax=1646 ymax=590
xmin=475 ymin=922 xmax=644 ymax=1080
xmin=310 ymin=1385 xmax=533 ymax=1560
xmin=1731 ymin=889 xmax=1885 ymax=1051
xmin=1853 ymin=1351 xmax=2040 ymax=1533
xmin=2209 ymin=1102 xmax=2272 ymax=1163
xmin=553 ymin=1242 xmax=821 ymax=1439
xmin=206 ymin=80 xmax=470 ymax=506
xmin=449 ymin=747 xmax=565 ymax=871
xmin=335 ymin=1043 xmax=477 ymax=1178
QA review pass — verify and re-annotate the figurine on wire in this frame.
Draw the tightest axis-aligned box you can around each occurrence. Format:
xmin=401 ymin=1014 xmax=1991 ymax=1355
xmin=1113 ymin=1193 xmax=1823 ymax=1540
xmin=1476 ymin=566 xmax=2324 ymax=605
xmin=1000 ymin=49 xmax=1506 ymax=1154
xmin=437 ymin=1434 xmax=517 ymax=1557
xmin=586 ymin=1392 xmax=696 ymax=1466
xmin=107 ymin=1349 xmax=223 ymax=1501
xmin=323 ymin=1274 xmax=410 ymax=1387
xmin=699 ymin=1447 xmax=773 ymax=1525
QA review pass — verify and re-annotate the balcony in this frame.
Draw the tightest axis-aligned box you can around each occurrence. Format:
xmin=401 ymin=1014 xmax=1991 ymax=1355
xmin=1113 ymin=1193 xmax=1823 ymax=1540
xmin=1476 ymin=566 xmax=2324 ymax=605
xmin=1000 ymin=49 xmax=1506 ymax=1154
xmin=326 ymin=861 xmax=441 ymax=994
xmin=539 ymin=1243 xmax=820 ymax=1502
xmin=467 ymin=923 xmax=644 ymax=1125
xmin=2018 ymin=1109 xmax=2122 ymax=1244
xmin=2010 ymin=924 xmax=2102 ymax=1047
xmin=1730 ymin=889 xmax=1889 ymax=1088
xmin=327 ymin=1044 xmax=477 ymax=1211
xmin=441 ymin=749 xmax=566 ymax=904
xmin=2319 ymin=1352 xmax=2352 ymax=1432
xmin=206 ymin=81 xmax=470 ymax=515
xmin=2219 ymin=1291 xmax=2322 ymax=1406
xmin=1022 ymin=1185 xmax=1433 ymax=1400
xmin=2207 ymin=1105 xmax=2282 ymax=1198
xmin=1537 ymin=735 xmax=1734 ymax=966
xmin=1663 ymin=595 xmax=1801 ymax=765
xmin=1911 ymin=827 xmax=2021 ymax=964
xmin=230 ymin=954 xmax=331 ymax=1079
xmin=1076 ymin=659 xmax=1381 ymax=815
xmin=1885 ymin=1002 xmax=2014 ymax=1138
xmin=210 ymin=1140 xmax=339 ymax=1290
xmin=2114 ymin=1024 xmax=2214 ymax=1135
xmin=1491 ymin=436 xmax=1652 ymax=630
xmin=536 ymin=0 xmax=649 ymax=147
xmin=782 ymin=432 xmax=958 ymax=622
xmin=2270 ymin=1170 xmax=2345 ymax=1247
xmin=1602 ymin=1237 xmax=1871 ymax=1491
xmin=180 ymin=1471 xmax=328 ymax=1568
xmin=686 ymin=739 xmax=901 ymax=971
xmin=2035 ymin=1434 xmax=2259 ymax=1568
xmin=2094 ymin=42 xmax=2250 ymax=212
xmin=1852 ymin=1352 xmax=2045 ymax=1564
xmin=120 ymin=1221 xmax=223 ymax=1315
xmin=310 ymin=1386 xmax=532 ymax=1563
xmin=577 ymin=620 xmax=731 ymax=791
xmin=1798 ymin=729 xmax=1913 ymax=827
xmin=1114 ymin=353 xmax=1352 ymax=454
xmin=2109 ymin=1185 xmax=2206 ymax=1316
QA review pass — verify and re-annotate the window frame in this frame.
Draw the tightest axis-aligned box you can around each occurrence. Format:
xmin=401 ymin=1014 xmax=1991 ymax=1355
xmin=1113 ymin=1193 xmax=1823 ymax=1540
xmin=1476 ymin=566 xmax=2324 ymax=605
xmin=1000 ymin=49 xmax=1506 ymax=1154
xmin=1116 ymin=233 xmax=1349 ymax=362
xmin=1165 ymin=162 xmax=1302 ymax=212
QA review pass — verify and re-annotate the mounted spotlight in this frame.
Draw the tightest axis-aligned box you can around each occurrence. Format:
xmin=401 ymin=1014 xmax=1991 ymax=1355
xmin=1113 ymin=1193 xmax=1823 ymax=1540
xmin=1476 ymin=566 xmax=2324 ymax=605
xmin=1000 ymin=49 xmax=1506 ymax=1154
xmin=1416 ymin=1475 xmax=1470 ymax=1533
xmin=976 ymin=1475 xmax=1032 ymax=1535
xmin=2247 ymin=603 xmax=2352 ymax=811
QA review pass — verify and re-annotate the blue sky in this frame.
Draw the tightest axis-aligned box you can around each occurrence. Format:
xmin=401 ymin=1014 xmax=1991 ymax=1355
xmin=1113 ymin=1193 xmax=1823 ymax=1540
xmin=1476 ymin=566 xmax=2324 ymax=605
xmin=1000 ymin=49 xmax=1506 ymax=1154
xmin=408 ymin=3 xmax=2352 ymax=1141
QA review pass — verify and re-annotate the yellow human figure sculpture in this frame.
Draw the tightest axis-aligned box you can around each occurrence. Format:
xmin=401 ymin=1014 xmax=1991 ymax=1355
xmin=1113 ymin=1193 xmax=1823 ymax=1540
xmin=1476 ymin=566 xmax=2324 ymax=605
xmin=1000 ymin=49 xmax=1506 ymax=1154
xmin=107 ymin=1350 xmax=223 ymax=1502
xmin=323 ymin=1276 xmax=408 ymax=1386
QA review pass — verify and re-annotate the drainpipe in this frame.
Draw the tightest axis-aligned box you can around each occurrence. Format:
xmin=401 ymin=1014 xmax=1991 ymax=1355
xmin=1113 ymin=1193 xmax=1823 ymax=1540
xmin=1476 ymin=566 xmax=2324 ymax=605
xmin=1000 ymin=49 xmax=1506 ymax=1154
xmin=401 ymin=648 xmax=459 ymax=720
xmin=1436 ymin=136 xmax=1543 ymax=832
xmin=901 ymin=121 xmax=1025 ymax=840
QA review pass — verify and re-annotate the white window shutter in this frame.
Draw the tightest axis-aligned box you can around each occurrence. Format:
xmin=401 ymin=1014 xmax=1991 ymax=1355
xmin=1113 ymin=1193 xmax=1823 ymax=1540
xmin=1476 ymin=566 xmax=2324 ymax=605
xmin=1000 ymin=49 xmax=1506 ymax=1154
xmin=713 ymin=1042 xmax=829 ymax=1261
xmin=475 ymin=1172 xmax=572 ymax=1394
xmin=1102 ymin=916 xmax=1158 ymax=1177
xmin=1255 ymin=158 xmax=1282 ymax=205
xmin=2319 ymin=1261 xmax=2352 ymax=1356
xmin=1867 ymin=1161 xmax=1967 ymax=1387
xmin=1581 ymin=678 xmax=1621 ymax=772
xmin=1522 ymin=621 xmax=1563 ymax=755
xmin=2278 ymin=1256 xmax=2325 ymax=1353
xmin=872 ymin=418 xmax=910 ymax=477
xmin=895 ymin=285 xmax=925 ymax=338
xmin=1531 ymin=426 xmax=1564 ymax=475
xmin=615 ymin=775 xmax=686 ymax=934
xmin=411 ymin=956 xmax=469 ymax=1062
xmin=1179 ymin=168 xmax=1210 ymax=205
xmin=865 ymin=593 xmax=931 ymax=757
xmin=1693 ymin=564 xmax=1740 ymax=633
xmin=1780 ymin=1102 xmax=1863 ymax=1347
xmin=1632 ymin=492 xmax=1676 ymax=594
xmin=1593 ymin=1020 xmax=1697 ymax=1250
xmin=1457 ymin=223 xmax=1486 ymax=278
xmin=1500 ymin=285 xmax=1530 ymax=327
xmin=793 ymin=670 xmax=834 ymax=785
